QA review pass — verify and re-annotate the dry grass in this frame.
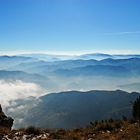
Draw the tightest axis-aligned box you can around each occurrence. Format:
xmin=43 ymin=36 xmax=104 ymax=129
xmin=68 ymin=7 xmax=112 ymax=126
xmin=25 ymin=126 xmax=42 ymax=135
xmin=0 ymin=119 xmax=140 ymax=140
xmin=0 ymin=127 xmax=11 ymax=135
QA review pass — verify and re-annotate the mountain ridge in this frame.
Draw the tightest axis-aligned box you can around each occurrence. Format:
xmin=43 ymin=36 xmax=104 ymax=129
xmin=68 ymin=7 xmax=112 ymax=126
xmin=22 ymin=90 xmax=140 ymax=128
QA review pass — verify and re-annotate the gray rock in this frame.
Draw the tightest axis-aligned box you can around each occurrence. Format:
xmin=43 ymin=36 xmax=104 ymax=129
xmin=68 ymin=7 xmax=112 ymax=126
xmin=0 ymin=105 xmax=14 ymax=130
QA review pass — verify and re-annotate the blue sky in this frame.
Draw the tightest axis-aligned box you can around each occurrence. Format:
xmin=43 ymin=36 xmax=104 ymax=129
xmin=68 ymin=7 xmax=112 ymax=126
xmin=0 ymin=0 xmax=140 ymax=55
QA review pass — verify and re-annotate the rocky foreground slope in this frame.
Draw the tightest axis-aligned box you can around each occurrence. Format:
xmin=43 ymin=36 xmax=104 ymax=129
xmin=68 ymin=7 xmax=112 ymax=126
xmin=0 ymin=105 xmax=140 ymax=140
xmin=0 ymin=119 xmax=140 ymax=140
xmin=0 ymin=105 xmax=13 ymax=130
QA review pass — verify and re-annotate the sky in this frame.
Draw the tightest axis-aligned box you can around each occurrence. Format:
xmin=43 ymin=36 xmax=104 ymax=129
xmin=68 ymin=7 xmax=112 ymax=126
xmin=0 ymin=0 xmax=140 ymax=55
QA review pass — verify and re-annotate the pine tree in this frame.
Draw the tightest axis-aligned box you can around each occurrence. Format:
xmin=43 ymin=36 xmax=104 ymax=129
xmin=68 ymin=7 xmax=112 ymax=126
xmin=133 ymin=96 xmax=140 ymax=120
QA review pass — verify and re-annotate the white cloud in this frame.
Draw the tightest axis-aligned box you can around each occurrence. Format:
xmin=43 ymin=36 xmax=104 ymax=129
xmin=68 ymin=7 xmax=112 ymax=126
xmin=103 ymin=31 xmax=140 ymax=35
xmin=0 ymin=80 xmax=46 ymax=128
xmin=0 ymin=80 xmax=45 ymax=109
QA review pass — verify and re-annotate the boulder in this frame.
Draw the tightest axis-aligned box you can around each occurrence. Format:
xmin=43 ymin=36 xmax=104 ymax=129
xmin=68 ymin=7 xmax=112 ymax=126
xmin=0 ymin=105 xmax=14 ymax=130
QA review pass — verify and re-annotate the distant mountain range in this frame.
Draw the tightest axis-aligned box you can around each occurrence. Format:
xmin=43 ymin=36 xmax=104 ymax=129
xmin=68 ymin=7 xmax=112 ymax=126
xmin=0 ymin=55 xmax=36 ymax=69
xmin=20 ymin=53 xmax=140 ymax=61
xmin=0 ymin=54 xmax=140 ymax=128
xmin=0 ymin=70 xmax=47 ymax=86
xmin=79 ymin=53 xmax=140 ymax=60
xmin=9 ymin=57 xmax=140 ymax=75
xmin=0 ymin=55 xmax=140 ymax=92
xmin=23 ymin=90 xmax=140 ymax=128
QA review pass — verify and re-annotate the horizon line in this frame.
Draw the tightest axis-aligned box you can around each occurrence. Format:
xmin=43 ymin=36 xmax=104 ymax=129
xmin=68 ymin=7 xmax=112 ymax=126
xmin=0 ymin=50 xmax=140 ymax=56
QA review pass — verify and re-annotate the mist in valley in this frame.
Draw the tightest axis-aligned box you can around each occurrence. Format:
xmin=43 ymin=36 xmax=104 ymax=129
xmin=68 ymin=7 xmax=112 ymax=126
xmin=0 ymin=55 xmax=140 ymax=127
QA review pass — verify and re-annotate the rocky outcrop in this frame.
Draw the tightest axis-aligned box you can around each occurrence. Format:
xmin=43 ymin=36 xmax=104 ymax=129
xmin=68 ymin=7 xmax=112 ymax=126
xmin=0 ymin=105 xmax=13 ymax=130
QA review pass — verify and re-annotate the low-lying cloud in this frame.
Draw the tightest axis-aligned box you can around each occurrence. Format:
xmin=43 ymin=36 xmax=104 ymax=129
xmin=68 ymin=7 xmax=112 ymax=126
xmin=0 ymin=80 xmax=46 ymax=128
xmin=0 ymin=80 xmax=45 ymax=108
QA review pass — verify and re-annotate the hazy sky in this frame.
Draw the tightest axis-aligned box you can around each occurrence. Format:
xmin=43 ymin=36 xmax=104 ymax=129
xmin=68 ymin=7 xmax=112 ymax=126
xmin=0 ymin=0 xmax=140 ymax=54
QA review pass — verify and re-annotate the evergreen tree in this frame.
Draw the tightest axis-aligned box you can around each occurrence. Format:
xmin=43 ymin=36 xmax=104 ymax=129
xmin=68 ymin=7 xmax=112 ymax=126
xmin=133 ymin=96 xmax=140 ymax=120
